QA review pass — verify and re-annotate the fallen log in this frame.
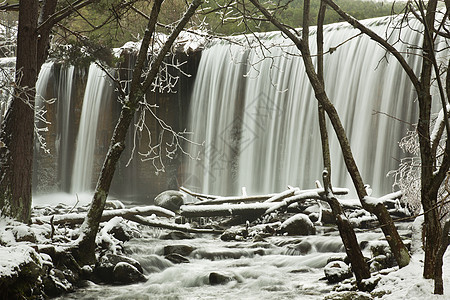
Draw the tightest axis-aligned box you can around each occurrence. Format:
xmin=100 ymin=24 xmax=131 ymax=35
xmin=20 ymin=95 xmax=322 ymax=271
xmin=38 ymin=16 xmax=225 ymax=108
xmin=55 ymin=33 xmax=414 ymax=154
xmin=32 ymin=206 xmax=175 ymax=225
xmin=191 ymin=187 xmax=349 ymax=205
xmin=193 ymin=194 xmax=277 ymax=205
xmin=264 ymin=192 xmax=319 ymax=215
xmin=263 ymin=189 xmax=296 ymax=203
xmin=179 ymin=186 xmax=217 ymax=200
xmin=180 ymin=203 xmax=275 ymax=218
xmin=124 ymin=215 xmax=223 ymax=234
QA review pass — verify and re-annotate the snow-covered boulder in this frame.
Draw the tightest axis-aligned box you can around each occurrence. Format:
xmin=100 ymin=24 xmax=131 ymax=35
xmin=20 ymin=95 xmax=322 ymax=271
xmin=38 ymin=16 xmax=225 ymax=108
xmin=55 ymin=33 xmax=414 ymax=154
xmin=324 ymin=260 xmax=353 ymax=283
xmin=0 ymin=245 xmax=44 ymax=299
xmin=154 ymin=190 xmax=185 ymax=212
xmin=280 ymin=213 xmax=316 ymax=235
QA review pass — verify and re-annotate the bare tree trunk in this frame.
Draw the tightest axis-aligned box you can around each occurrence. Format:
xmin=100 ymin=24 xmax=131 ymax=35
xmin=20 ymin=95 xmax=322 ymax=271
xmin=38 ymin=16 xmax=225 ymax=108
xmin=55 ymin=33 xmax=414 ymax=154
xmin=0 ymin=0 xmax=39 ymax=223
xmin=73 ymin=0 xmax=203 ymax=265
xmin=434 ymin=218 xmax=450 ymax=294
xmin=315 ymin=1 xmax=370 ymax=286
xmin=323 ymin=0 xmax=450 ymax=278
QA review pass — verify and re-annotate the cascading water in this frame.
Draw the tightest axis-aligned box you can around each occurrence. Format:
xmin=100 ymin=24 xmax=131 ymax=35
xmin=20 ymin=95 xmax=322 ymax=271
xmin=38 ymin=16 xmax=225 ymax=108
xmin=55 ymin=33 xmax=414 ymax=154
xmin=184 ymin=16 xmax=427 ymax=197
xmin=71 ymin=63 xmax=114 ymax=194
xmin=35 ymin=62 xmax=54 ymax=151
xmin=56 ymin=65 xmax=75 ymax=192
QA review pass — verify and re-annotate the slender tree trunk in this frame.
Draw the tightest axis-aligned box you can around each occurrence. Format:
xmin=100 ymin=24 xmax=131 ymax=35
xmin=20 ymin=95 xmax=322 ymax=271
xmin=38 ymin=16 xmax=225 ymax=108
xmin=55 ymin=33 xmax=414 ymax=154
xmin=249 ymin=0 xmax=410 ymax=268
xmin=0 ymin=0 xmax=39 ymax=223
xmin=73 ymin=0 xmax=203 ymax=265
xmin=316 ymin=3 xmax=370 ymax=286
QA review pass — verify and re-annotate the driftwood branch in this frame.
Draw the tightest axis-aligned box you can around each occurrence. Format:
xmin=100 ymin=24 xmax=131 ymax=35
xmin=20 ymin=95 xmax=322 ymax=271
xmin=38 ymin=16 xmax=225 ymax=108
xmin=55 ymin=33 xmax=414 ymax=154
xmin=180 ymin=186 xmax=218 ymax=200
xmin=32 ymin=206 xmax=175 ymax=225
xmin=124 ymin=215 xmax=223 ymax=234
xmin=180 ymin=203 xmax=275 ymax=218
xmin=190 ymin=187 xmax=349 ymax=205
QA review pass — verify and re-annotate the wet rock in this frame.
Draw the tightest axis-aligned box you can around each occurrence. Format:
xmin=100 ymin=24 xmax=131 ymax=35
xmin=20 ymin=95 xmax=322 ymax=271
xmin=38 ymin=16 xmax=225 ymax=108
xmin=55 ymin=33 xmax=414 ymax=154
xmin=163 ymin=244 xmax=196 ymax=256
xmin=287 ymin=240 xmax=312 ymax=255
xmin=94 ymin=254 xmax=144 ymax=283
xmin=160 ymin=231 xmax=194 ymax=240
xmin=209 ymin=271 xmax=235 ymax=285
xmin=368 ymin=243 xmax=394 ymax=272
xmin=42 ymin=269 xmax=74 ymax=297
xmin=154 ymin=190 xmax=185 ymax=212
xmin=280 ymin=213 xmax=316 ymax=236
xmin=220 ymin=226 xmax=248 ymax=241
xmin=324 ymin=291 xmax=373 ymax=300
xmin=324 ymin=261 xmax=353 ymax=283
xmin=165 ymin=253 xmax=190 ymax=264
xmin=113 ymin=262 xmax=147 ymax=284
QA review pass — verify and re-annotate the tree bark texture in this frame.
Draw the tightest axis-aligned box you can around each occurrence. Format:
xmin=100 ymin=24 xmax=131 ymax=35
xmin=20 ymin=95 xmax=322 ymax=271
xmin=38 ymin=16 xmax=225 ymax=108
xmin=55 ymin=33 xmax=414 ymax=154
xmin=0 ymin=0 xmax=39 ymax=223
xmin=434 ymin=218 xmax=450 ymax=294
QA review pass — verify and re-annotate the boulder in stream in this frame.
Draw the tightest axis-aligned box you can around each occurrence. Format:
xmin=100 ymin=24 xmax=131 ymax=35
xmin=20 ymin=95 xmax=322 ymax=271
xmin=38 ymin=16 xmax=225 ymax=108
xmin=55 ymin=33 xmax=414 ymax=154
xmin=154 ymin=190 xmax=185 ymax=212
xmin=94 ymin=254 xmax=144 ymax=283
xmin=324 ymin=260 xmax=353 ymax=283
xmin=280 ymin=213 xmax=316 ymax=235
xmin=163 ymin=244 xmax=196 ymax=256
xmin=113 ymin=262 xmax=147 ymax=284
xmin=209 ymin=271 xmax=236 ymax=285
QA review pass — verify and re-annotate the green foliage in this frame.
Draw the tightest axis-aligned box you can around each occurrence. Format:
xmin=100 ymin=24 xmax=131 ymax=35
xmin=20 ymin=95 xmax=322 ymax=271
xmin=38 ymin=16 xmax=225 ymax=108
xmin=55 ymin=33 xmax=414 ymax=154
xmin=202 ymin=0 xmax=405 ymax=35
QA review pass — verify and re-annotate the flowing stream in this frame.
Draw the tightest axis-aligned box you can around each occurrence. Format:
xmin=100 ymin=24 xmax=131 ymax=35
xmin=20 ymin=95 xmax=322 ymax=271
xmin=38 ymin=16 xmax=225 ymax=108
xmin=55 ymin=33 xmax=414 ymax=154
xmin=59 ymin=226 xmax=400 ymax=299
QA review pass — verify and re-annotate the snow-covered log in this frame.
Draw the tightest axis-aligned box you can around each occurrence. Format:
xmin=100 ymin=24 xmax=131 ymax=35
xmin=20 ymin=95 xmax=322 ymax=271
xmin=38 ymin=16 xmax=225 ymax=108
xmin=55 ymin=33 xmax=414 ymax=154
xmin=191 ymin=187 xmax=349 ymax=205
xmin=179 ymin=186 xmax=218 ymax=200
xmin=194 ymin=194 xmax=277 ymax=205
xmin=124 ymin=215 xmax=223 ymax=234
xmin=32 ymin=206 xmax=175 ymax=225
xmin=180 ymin=203 xmax=275 ymax=217
xmin=264 ymin=192 xmax=320 ymax=215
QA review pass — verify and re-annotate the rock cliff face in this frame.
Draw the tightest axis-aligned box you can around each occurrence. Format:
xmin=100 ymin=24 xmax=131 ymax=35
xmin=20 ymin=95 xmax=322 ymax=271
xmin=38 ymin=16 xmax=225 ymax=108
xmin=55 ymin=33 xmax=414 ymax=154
xmin=32 ymin=50 xmax=201 ymax=202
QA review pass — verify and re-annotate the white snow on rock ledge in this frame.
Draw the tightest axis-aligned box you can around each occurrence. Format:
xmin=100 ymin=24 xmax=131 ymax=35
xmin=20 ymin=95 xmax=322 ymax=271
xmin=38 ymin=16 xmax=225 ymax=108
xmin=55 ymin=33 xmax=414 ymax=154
xmin=0 ymin=245 xmax=42 ymax=278
xmin=113 ymin=30 xmax=207 ymax=57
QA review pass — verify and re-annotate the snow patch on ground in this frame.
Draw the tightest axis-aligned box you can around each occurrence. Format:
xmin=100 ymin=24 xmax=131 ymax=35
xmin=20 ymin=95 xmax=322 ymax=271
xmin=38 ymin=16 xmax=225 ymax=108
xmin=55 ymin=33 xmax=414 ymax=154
xmin=372 ymin=253 xmax=450 ymax=299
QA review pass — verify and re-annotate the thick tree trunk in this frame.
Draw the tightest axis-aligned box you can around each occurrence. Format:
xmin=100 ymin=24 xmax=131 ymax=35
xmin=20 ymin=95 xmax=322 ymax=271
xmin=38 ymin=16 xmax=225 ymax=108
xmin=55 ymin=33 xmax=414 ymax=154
xmin=0 ymin=0 xmax=39 ymax=223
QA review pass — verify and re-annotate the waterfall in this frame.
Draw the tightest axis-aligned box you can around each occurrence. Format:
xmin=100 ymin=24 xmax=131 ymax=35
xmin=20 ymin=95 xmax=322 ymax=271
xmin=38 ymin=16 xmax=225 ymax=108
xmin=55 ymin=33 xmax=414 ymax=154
xmin=35 ymin=62 xmax=54 ymax=152
xmin=184 ymin=16 xmax=428 ymax=197
xmin=71 ymin=63 xmax=113 ymax=193
xmin=56 ymin=65 xmax=75 ymax=192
